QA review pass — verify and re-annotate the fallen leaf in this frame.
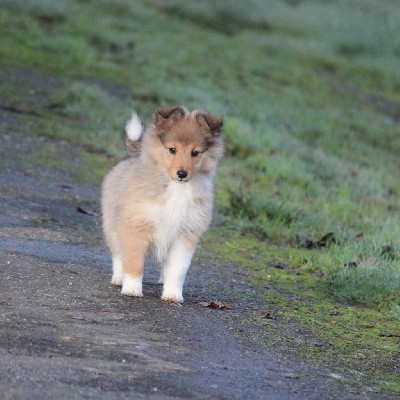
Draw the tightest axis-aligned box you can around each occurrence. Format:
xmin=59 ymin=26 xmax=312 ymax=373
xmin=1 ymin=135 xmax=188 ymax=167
xmin=317 ymin=232 xmax=336 ymax=247
xmin=198 ymin=300 xmax=232 ymax=310
xmin=354 ymin=232 xmax=364 ymax=241
xmin=76 ymin=206 xmax=97 ymax=216
xmin=284 ymin=373 xmax=300 ymax=379
xmin=61 ymin=183 xmax=72 ymax=189
xmin=379 ymin=332 xmax=400 ymax=338
xmin=260 ymin=310 xmax=276 ymax=319
xmin=381 ymin=245 xmax=397 ymax=260
xmin=344 ymin=261 xmax=358 ymax=268
xmin=0 ymin=103 xmax=39 ymax=116
xmin=348 ymin=170 xmax=358 ymax=178
xmin=296 ymin=232 xmax=336 ymax=249
xmin=268 ymin=259 xmax=288 ymax=269
xmin=83 ymin=145 xmax=114 ymax=159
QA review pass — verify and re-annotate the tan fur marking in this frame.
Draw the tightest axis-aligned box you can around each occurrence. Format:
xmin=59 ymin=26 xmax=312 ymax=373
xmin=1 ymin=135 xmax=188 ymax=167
xmin=184 ymin=233 xmax=198 ymax=251
xmin=119 ymin=221 xmax=150 ymax=278
xmin=162 ymin=141 xmax=203 ymax=181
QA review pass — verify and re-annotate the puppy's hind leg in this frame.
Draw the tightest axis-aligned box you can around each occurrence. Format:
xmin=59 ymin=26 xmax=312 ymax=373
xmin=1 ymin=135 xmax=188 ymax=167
xmin=161 ymin=235 xmax=197 ymax=303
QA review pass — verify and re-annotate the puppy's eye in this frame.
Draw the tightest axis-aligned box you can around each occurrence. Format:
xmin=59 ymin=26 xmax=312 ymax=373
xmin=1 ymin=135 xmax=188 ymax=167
xmin=191 ymin=150 xmax=199 ymax=157
xmin=169 ymin=147 xmax=176 ymax=154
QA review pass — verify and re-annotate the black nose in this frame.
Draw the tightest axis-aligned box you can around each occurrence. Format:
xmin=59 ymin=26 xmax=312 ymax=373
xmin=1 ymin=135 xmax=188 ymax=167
xmin=177 ymin=169 xmax=188 ymax=179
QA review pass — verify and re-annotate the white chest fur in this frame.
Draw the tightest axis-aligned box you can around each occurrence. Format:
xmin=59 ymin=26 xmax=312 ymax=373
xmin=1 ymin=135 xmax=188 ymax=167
xmin=151 ymin=179 xmax=211 ymax=261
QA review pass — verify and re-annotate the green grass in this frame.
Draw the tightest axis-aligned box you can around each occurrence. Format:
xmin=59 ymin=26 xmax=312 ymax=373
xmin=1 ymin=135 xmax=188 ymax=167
xmin=200 ymin=228 xmax=400 ymax=391
xmin=0 ymin=0 xmax=399 ymax=308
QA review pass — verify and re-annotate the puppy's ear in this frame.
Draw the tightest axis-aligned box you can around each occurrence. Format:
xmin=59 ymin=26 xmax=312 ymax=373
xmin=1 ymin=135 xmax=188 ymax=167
xmin=153 ymin=105 xmax=187 ymax=127
xmin=196 ymin=111 xmax=223 ymax=136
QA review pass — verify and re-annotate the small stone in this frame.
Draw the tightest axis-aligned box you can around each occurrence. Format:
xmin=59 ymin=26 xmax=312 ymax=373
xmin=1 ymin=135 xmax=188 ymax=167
xmin=329 ymin=372 xmax=343 ymax=380
xmin=284 ymin=373 xmax=300 ymax=379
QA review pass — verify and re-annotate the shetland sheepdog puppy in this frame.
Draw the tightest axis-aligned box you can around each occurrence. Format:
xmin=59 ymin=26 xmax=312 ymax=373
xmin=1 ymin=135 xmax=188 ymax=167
xmin=101 ymin=105 xmax=223 ymax=303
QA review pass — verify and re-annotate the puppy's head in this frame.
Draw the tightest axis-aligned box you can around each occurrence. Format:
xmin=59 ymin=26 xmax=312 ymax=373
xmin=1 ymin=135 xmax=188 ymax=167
xmin=147 ymin=105 xmax=223 ymax=182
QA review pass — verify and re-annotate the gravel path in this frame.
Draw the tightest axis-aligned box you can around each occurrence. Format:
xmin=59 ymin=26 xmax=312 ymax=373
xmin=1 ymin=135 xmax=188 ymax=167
xmin=0 ymin=108 xmax=383 ymax=399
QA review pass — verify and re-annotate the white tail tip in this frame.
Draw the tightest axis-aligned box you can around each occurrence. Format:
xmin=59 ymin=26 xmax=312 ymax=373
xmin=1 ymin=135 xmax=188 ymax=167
xmin=125 ymin=112 xmax=142 ymax=141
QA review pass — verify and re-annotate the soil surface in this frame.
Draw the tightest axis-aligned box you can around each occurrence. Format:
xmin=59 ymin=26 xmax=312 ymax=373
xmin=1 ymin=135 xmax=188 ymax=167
xmin=0 ymin=98 xmax=393 ymax=399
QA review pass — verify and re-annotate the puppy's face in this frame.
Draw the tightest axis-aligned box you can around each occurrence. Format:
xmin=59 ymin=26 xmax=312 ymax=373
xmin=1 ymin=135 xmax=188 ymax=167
xmin=162 ymin=139 xmax=205 ymax=182
xmin=149 ymin=106 xmax=223 ymax=183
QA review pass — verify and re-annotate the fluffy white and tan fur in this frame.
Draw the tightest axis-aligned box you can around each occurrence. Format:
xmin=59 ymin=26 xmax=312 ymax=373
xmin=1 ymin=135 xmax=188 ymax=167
xmin=101 ymin=105 xmax=223 ymax=303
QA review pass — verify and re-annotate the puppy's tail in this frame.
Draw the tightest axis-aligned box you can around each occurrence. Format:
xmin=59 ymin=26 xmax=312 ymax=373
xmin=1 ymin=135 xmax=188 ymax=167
xmin=124 ymin=112 xmax=143 ymax=156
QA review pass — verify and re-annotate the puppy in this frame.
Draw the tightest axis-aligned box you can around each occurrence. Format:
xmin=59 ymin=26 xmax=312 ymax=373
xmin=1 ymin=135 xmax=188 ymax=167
xmin=101 ymin=105 xmax=223 ymax=303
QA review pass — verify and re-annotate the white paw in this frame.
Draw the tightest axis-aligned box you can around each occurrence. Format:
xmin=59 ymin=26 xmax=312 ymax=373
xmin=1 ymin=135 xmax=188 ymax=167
xmin=111 ymin=274 xmax=123 ymax=286
xmin=121 ymin=276 xmax=143 ymax=297
xmin=161 ymin=291 xmax=184 ymax=304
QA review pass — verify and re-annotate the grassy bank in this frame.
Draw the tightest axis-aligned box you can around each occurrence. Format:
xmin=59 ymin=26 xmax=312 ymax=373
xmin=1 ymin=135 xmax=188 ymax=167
xmin=0 ymin=0 xmax=399 ymax=308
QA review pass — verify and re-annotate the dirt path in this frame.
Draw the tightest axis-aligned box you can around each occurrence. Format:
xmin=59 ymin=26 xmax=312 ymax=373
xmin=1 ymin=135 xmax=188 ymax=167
xmin=0 ymin=103 xmax=391 ymax=399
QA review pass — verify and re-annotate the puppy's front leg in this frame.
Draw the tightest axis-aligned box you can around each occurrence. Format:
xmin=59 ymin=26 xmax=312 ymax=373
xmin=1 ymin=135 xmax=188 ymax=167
xmin=119 ymin=224 xmax=150 ymax=297
xmin=161 ymin=235 xmax=197 ymax=303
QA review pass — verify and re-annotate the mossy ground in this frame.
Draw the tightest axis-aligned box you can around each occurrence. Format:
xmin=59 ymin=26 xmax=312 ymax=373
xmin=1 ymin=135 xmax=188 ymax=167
xmin=201 ymin=227 xmax=399 ymax=392
xmin=0 ymin=0 xmax=399 ymax=394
